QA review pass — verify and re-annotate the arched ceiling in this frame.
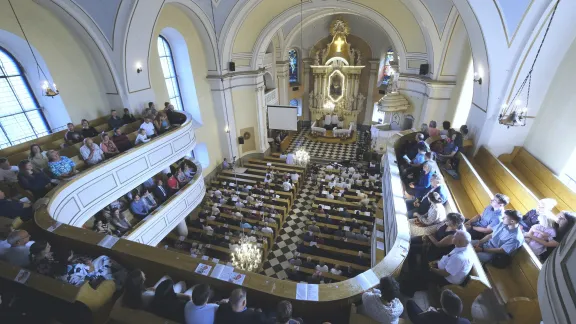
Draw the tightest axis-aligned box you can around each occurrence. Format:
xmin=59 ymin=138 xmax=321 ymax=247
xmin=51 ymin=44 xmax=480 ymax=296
xmin=283 ymin=13 xmax=393 ymax=61
xmin=420 ymin=0 xmax=454 ymax=37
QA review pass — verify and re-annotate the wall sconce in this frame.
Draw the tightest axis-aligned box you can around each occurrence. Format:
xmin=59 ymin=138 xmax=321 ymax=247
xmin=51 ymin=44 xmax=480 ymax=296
xmin=136 ymin=62 xmax=143 ymax=74
xmin=225 ymin=126 xmax=230 ymax=133
xmin=473 ymin=72 xmax=483 ymax=85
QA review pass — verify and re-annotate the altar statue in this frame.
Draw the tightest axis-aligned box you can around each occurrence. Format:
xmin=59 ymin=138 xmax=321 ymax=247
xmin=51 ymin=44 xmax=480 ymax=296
xmin=356 ymin=93 xmax=366 ymax=111
xmin=350 ymin=48 xmax=356 ymax=66
xmin=309 ymin=91 xmax=316 ymax=108
xmin=314 ymin=51 xmax=320 ymax=65
xmin=329 ymin=74 xmax=343 ymax=96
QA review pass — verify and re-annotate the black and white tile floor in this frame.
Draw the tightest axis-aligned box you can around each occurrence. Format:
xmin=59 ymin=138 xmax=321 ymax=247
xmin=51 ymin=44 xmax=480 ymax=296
xmin=261 ymin=127 xmax=367 ymax=279
xmin=261 ymin=176 xmax=317 ymax=279
xmin=287 ymin=128 xmax=358 ymax=162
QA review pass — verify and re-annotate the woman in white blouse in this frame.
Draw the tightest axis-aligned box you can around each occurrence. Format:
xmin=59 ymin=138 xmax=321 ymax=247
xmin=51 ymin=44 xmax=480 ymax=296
xmin=409 ymin=192 xmax=446 ymax=237
xmin=360 ymin=276 xmax=404 ymax=324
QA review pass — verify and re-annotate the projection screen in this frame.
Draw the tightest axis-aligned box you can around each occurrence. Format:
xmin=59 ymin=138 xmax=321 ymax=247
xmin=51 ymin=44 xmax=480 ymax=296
xmin=267 ymin=105 xmax=298 ymax=131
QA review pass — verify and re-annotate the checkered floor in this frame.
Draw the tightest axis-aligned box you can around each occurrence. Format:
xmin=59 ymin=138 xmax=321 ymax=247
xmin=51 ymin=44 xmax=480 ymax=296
xmin=287 ymin=128 xmax=358 ymax=161
xmin=261 ymin=128 xmax=369 ymax=279
xmin=260 ymin=176 xmax=316 ymax=279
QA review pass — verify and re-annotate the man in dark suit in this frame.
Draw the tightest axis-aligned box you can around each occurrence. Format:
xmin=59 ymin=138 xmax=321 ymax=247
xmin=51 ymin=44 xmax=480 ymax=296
xmin=339 ymin=208 xmax=351 ymax=218
xmin=153 ymin=179 xmax=169 ymax=202
xmin=406 ymin=289 xmax=471 ymax=324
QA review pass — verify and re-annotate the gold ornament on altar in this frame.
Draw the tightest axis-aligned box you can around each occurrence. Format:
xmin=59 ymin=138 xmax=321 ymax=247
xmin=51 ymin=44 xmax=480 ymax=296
xmin=330 ymin=19 xmax=350 ymax=36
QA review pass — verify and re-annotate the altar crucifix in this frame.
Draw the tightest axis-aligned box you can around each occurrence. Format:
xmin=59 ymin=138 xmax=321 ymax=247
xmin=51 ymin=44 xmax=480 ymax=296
xmin=308 ymin=18 xmax=365 ymax=129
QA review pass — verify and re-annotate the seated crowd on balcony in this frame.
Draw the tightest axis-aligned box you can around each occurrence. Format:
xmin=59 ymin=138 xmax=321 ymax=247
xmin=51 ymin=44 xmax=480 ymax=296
xmin=87 ymin=159 xmax=197 ymax=237
xmin=0 ymin=107 xmax=186 ymax=220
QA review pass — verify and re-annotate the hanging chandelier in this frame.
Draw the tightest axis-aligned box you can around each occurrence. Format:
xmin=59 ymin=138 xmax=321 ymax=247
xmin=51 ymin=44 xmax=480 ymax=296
xmin=294 ymin=147 xmax=310 ymax=166
xmin=8 ymin=0 xmax=60 ymax=98
xmin=231 ymin=235 xmax=262 ymax=272
xmin=498 ymin=1 xmax=559 ymax=128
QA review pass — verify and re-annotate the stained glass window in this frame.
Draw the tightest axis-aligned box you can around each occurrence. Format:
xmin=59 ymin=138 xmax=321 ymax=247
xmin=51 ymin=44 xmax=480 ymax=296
xmin=0 ymin=48 xmax=49 ymax=149
xmin=157 ymin=36 xmax=183 ymax=111
xmin=288 ymin=49 xmax=298 ymax=84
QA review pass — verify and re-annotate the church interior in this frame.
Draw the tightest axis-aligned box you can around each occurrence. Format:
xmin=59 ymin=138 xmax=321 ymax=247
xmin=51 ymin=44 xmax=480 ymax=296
xmin=0 ymin=0 xmax=575 ymax=323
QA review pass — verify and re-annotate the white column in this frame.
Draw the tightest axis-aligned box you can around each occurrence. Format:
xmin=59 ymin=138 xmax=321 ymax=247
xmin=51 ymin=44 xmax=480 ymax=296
xmin=207 ymin=76 xmax=240 ymax=160
xmin=419 ymin=83 xmax=456 ymax=125
xmin=302 ymin=58 xmax=313 ymax=121
xmin=175 ymin=220 xmax=188 ymax=237
xmin=275 ymin=62 xmax=290 ymax=105
xmin=363 ymin=60 xmax=380 ymax=125
xmin=255 ymin=85 xmax=270 ymax=152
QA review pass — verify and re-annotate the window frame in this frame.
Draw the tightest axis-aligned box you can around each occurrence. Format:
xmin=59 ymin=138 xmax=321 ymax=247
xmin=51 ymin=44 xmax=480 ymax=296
xmin=0 ymin=46 xmax=50 ymax=148
xmin=157 ymin=36 xmax=184 ymax=111
xmin=288 ymin=48 xmax=299 ymax=85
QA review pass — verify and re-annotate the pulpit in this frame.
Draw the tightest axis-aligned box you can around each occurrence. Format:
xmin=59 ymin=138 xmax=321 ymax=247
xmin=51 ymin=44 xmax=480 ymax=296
xmin=309 ymin=19 xmax=364 ymax=129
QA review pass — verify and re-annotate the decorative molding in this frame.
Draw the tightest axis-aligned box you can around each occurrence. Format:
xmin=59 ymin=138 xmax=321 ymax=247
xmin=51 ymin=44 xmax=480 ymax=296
xmin=492 ymin=0 xmax=536 ymax=47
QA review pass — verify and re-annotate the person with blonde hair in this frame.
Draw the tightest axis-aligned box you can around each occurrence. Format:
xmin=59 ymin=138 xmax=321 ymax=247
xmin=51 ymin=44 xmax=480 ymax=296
xmin=519 ymin=198 xmax=557 ymax=232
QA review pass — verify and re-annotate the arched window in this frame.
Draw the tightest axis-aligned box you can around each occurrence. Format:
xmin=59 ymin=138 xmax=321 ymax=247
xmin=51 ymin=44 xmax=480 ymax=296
xmin=288 ymin=49 xmax=299 ymax=84
xmin=0 ymin=48 xmax=49 ymax=148
xmin=157 ymin=36 xmax=183 ymax=111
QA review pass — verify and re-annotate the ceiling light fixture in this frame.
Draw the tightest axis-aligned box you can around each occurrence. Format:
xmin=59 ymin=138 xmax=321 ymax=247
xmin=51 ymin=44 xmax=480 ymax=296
xmin=499 ymin=0 xmax=559 ymax=128
xmin=8 ymin=0 xmax=59 ymax=98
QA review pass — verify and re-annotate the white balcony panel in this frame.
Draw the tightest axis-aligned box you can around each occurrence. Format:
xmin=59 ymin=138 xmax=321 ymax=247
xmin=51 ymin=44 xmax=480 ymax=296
xmin=77 ymin=174 xmax=118 ymax=208
xmin=116 ymin=158 xmax=148 ymax=184
xmin=125 ymin=174 xmax=206 ymax=246
xmin=48 ymin=112 xmax=198 ymax=227
xmin=148 ymin=144 xmax=174 ymax=167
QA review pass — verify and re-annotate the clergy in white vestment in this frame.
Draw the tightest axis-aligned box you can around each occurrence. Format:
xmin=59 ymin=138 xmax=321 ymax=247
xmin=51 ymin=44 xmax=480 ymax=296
xmin=286 ymin=152 xmax=295 ymax=165
xmin=324 ymin=114 xmax=331 ymax=126
xmin=331 ymin=114 xmax=339 ymax=125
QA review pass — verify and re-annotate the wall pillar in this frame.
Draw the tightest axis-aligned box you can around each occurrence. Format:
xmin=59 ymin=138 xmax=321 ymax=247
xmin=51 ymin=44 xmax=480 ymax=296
xmin=255 ymin=85 xmax=270 ymax=152
xmin=302 ymin=58 xmax=313 ymax=121
xmin=419 ymin=83 xmax=455 ymax=125
xmin=207 ymin=76 xmax=240 ymax=160
xmin=175 ymin=220 xmax=188 ymax=237
xmin=276 ymin=62 xmax=290 ymax=105
xmin=363 ymin=60 xmax=380 ymax=126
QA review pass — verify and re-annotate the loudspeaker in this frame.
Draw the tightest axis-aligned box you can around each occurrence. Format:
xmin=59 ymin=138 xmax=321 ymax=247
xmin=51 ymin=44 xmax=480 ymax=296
xmin=379 ymin=89 xmax=386 ymax=95
xmin=419 ymin=64 xmax=429 ymax=75
xmin=292 ymin=86 xmax=299 ymax=91
xmin=238 ymin=136 xmax=244 ymax=144
xmin=229 ymin=62 xmax=236 ymax=72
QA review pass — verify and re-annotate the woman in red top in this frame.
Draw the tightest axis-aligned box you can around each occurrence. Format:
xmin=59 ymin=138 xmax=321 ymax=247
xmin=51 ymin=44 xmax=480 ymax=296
xmin=166 ymin=173 xmax=179 ymax=194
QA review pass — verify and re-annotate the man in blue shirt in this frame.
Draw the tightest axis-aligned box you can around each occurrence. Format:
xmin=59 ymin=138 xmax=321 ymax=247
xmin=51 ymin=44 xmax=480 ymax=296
xmin=184 ymin=283 xmax=220 ymax=324
xmin=465 ymin=193 xmax=509 ymax=239
xmin=407 ymin=174 xmax=448 ymax=218
xmin=130 ymin=190 xmax=150 ymax=220
xmin=472 ymin=209 xmax=524 ymax=264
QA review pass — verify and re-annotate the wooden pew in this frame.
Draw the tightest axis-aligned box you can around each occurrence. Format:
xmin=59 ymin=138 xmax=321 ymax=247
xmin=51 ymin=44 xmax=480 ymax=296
xmin=244 ymin=161 xmax=305 ymax=175
xmin=473 ymin=146 xmax=538 ymax=214
xmin=445 ymin=149 xmax=541 ymax=323
xmin=211 ymin=178 xmax=294 ymax=204
xmin=314 ymin=197 xmax=363 ymax=210
xmin=222 ymin=169 xmax=301 ymax=192
xmin=0 ymin=260 xmax=116 ymax=323
xmin=207 ymin=185 xmax=290 ymax=211
xmin=297 ymin=252 xmax=369 ymax=271
xmin=217 ymin=175 xmax=297 ymax=198
xmin=500 ymin=146 xmax=576 ymax=213
xmin=292 ymin=264 xmax=349 ymax=282
xmin=205 ymin=219 xmax=274 ymax=246
xmin=251 ymin=158 xmax=306 ymax=172
xmin=302 ymin=242 xmax=370 ymax=259
xmin=187 ymin=226 xmax=269 ymax=253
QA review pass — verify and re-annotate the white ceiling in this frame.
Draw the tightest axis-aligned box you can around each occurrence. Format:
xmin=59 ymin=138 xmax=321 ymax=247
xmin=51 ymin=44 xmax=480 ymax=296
xmin=419 ymin=0 xmax=453 ymax=37
xmin=284 ymin=13 xmax=394 ymax=59
xmin=72 ymin=0 xmax=122 ymax=44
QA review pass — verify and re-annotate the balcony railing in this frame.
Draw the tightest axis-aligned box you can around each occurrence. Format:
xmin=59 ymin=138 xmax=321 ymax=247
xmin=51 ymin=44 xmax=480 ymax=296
xmin=124 ymin=164 xmax=205 ymax=246
xmin=47 ymin=112 xmax=197 ymax=227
